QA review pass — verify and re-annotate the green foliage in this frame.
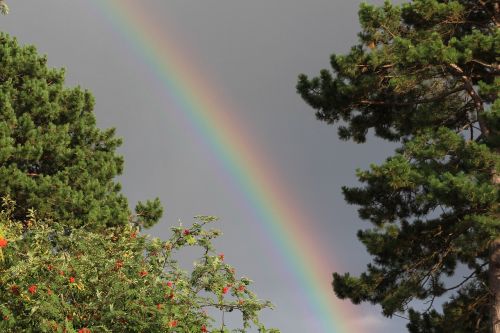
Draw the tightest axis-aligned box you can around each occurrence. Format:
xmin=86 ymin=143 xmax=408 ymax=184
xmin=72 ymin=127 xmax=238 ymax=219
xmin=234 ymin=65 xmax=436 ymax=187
xmin=335 ymin=128 xmax=498 ymax=329
xmin=134 ymin=198 xmax=163 ymax=229
xmin=297 ymin=0 xmax=499 ymax=331
xmin=0 ymin=33 xmax=161 ymax=230
xmin=0 ymin=1 xmax=7 ymax=15
xmin=0 ymin=197 xmax=278 ymax=332
xmin=297 ymin=0 xmax=499 ymax=143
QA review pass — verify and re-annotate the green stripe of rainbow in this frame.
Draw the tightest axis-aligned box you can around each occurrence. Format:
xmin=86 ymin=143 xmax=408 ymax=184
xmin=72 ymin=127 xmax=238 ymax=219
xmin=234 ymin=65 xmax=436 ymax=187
xmin=89 ymin=1 xmax=358 ymax=331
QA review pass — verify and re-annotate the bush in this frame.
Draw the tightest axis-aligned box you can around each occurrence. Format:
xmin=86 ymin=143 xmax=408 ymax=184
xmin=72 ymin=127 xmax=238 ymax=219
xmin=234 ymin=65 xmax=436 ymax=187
xmin=0 ymin=196 xmax=278 ymax=333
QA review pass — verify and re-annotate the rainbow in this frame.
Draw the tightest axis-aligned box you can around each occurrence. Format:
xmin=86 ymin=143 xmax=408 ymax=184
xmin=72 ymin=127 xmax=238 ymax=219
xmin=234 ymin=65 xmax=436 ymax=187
xmin=88 ymin=1 xmax=361 ymax=331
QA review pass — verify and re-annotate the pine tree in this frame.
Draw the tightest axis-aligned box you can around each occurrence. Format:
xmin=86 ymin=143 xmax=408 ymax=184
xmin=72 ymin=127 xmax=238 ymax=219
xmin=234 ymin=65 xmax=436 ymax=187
xmin=297 ymin=0 xmax=499 ymax=331
xmin=0 ymin=33 xmax=162 ymax=230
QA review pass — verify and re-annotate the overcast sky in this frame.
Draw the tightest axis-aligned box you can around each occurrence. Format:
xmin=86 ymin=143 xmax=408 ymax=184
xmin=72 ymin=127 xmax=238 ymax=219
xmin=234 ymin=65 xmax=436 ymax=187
xmin=1 ymin=1 xmax=409 ymax=332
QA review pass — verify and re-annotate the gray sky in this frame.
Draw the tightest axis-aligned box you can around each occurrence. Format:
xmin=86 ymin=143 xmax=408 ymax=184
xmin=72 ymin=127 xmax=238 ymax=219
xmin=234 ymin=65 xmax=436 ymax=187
xmin=1 ymin=1 xmax=408 ymax=332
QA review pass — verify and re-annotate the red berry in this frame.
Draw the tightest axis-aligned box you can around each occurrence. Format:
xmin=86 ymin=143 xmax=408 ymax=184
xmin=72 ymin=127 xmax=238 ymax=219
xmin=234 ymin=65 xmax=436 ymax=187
xmin=183 ymin=229 xmax=190 ymax=236
xmin=218 ymin=253 xmax=224 ymax=261
xmin=0 ymin=237 xmax=8 ymax=248
xmin=139 ymin=270 xmax=148 ymax=277
xmin=201 ymin=324 xmax=208 ymax=332
xmin=166 ymin=281 xmax=173 ymax=287
xmin=28 ymin=284 xmax=37 ymax=295
xmin=168 ymin=320 xmax=178 ymax=328
xmin=69 ymin=277 xmax=75 ymax=283
xmin=222 ymin=286 xmax=229 ymax=294
xmin=78 ymin=328 xmax=91 ymax=333
xmin=238 ymin=285 xmax=245 ymax=292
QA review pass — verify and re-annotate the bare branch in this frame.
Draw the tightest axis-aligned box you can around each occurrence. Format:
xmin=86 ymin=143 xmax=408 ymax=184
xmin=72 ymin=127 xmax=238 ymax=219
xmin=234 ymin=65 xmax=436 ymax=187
xmin=447 ymin=63 xmax=490 ymax=137
xmin=470 ymin=59 xmax=500 ymax=73
xmin=443 ymin=263 xmax=487 ymax=292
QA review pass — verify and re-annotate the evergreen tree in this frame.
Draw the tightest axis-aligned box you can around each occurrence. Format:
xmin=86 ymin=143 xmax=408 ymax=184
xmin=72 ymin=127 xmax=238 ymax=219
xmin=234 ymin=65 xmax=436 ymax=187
xmin=297 ymin=0 xmax=499 ymax=331
xmin=0 ymin=33 xmax=162 ymax=230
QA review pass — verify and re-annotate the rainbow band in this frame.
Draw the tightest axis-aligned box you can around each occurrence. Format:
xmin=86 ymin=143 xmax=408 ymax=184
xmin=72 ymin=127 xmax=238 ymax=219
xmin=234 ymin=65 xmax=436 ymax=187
xmin=89 ymin=1 xmax=358 ymax=331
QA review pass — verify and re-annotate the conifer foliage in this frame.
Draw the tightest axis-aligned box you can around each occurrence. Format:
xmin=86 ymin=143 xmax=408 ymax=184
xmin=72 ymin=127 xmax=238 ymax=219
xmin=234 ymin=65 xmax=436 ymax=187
xmin=0 ymin=33 xmax=161 ymax=230
xmin=297 ymin=0 xmax=499 ymax=331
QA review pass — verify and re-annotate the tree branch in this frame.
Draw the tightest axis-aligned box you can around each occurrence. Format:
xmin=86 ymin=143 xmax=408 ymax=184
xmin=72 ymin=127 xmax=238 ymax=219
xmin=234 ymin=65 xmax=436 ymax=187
xmin=443 ymin=263 xmax=487 ymax=292
xmin=358 ymin=85 xmax=465 ymax=107
xmin=470 ymin=59 xmax=500 ymax=73
xmin=447 ymin=63 xmax=490 ymax=137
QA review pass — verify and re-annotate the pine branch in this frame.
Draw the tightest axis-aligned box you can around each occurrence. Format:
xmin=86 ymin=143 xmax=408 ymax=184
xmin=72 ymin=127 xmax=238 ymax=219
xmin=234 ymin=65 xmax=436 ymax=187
xmin=470 ymin=59 xmax=500 ymax=73
xmin=443 ymin=263 xmax=487 ymax=292
xmin=358 ymin=85 xmax=465 ymax=107
xmin=447 ymin=63 xmax=490 ymax=138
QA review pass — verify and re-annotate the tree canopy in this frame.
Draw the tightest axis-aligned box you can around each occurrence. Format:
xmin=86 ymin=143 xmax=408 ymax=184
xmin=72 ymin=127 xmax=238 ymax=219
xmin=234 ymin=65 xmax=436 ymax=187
xmin=297 ymin=0 xmax=499 ymax=331
xmin=0 ymin=33 xmax=162 ymax=230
